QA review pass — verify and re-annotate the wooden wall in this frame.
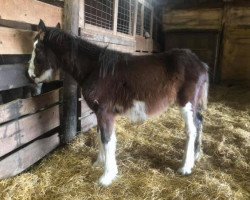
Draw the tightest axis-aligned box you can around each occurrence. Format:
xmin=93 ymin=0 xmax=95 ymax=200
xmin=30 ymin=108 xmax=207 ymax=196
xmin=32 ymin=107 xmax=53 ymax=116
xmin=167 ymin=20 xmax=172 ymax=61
xmin=0 ymin=0 xmax=95 ymax=179
xmin=163 ymin=3 xmax=250 ymax=82
xmin=0 ymin=0 xmax=63 ymax=179
xmin=221 ymin=6 xmax=250 ymax=81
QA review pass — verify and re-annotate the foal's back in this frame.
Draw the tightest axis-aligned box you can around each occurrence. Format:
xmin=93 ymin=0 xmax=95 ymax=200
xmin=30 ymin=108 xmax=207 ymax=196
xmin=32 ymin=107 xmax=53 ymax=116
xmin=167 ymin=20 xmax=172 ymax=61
xmin=111 ymin=49 xmax=207 ymax=116
xmin=83 ymin=48 xmax=207 ymax=118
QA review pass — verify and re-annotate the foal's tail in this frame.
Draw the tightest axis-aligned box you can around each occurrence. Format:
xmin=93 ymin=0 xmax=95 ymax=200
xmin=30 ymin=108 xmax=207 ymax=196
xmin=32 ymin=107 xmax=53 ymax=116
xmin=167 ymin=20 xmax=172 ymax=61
xmin=198 ymin=63 xmax=209 ymax=111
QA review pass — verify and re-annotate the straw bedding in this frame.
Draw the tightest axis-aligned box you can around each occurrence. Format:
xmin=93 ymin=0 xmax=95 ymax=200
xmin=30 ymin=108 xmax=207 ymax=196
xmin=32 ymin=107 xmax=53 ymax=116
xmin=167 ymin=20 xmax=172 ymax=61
xmin=0 ymin=84 xmax=249 ymax=200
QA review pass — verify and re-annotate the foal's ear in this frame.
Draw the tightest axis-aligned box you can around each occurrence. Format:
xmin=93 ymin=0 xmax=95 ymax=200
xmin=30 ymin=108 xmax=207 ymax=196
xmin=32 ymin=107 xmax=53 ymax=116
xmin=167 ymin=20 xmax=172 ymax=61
xmin=56 ymin=23 xmax=61 ymax=29
xmin=38 ymin=19 xmax=46 ymax=32
xmin=38 ymin=19 xmax=46 ymax=41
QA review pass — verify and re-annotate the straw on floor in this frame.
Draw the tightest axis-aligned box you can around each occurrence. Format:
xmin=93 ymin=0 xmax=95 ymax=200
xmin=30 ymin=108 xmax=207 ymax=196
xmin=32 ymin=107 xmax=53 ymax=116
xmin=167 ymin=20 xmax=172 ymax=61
xmin=0 ymin=84 xmax=249 ymax=200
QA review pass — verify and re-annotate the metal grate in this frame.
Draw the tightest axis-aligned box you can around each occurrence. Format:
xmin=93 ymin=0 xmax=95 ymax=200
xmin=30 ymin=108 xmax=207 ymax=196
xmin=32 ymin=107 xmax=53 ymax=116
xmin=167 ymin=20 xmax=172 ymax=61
xmin=117 ymin=0 xmax=135 ymax=35
xmin=136 ymin=2 xmax=142 ymax=35
xmin=84 ymin=0 xmax=114 ymax=30
xmin=143 ymin=6 xmax=152 ymax=35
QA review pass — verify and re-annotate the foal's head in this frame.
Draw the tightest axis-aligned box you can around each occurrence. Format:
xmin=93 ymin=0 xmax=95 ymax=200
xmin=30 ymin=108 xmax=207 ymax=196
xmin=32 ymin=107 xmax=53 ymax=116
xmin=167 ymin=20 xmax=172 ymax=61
xmin=28 ymin=20 xmax=60 ymax=83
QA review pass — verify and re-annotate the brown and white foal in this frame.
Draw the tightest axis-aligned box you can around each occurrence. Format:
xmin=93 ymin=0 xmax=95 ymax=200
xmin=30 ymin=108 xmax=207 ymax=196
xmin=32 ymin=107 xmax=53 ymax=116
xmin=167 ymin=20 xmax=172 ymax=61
xmin=28 ymin=20 xmax=209 ymax=186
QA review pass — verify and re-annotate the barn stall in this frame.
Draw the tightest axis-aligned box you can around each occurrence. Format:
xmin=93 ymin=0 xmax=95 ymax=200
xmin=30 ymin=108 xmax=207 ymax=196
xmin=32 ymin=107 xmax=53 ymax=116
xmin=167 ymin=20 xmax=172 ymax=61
xmin=0 ymin=0 xmax=249 ymax=199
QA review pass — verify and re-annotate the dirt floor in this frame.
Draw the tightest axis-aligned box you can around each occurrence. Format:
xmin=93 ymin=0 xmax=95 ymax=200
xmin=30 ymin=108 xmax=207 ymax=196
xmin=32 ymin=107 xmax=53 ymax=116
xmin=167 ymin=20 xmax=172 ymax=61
xmin=0 ymin=84 xmax=249 ymax=200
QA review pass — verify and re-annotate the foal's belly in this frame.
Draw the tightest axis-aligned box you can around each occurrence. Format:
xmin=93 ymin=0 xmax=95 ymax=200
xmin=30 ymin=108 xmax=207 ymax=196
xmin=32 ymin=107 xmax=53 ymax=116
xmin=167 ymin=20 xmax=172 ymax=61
xmin=124 ymin=100 xmax=148 ymax=123
xmin=123 ymin=98 xmax=170 ymax=123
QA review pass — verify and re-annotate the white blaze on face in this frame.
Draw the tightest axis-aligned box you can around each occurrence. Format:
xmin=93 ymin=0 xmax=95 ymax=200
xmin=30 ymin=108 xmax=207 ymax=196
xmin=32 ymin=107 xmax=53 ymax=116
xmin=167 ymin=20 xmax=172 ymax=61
xmin=28 ymin=40 xmax=54 ymax=83
xmin=28 ymin=40 xmax=38 ymax=79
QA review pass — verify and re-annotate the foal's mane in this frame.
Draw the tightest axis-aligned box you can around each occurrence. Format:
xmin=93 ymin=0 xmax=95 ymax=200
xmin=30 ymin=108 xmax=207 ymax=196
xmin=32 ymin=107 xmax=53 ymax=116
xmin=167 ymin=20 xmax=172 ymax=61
xmin=44 ymin=28 xmax=132 ymax=77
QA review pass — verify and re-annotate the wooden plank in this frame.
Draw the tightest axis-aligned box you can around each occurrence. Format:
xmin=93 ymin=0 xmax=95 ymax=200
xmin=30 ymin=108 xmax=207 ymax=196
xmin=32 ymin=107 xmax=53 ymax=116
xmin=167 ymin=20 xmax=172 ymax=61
xmin=221 ymin=28 xmax=250 ymax=81
xmin=228 ymin=7 xmax=250 ymax=28
xmin=0 ymin=0 xmax=62 ymax=27
xmin=0 ymin=64 xmax=31 ymax=91
xmin=81 ymin=28 xmax=135 ymax=46
xmin=0 ymin=133 xmax=59 ymax=179
xmin=133 ymin=0 xmax=138 ymax=37
xmin=0 ymin=89 xmax=60 ymax=124
xmin=61 ymin=0 xmax=79 ymax=143
xmin=163 ymin=8 xmax=223 ymax=31
xmin=113 ymin=0 xmax=119 ymax=35
xmin=81 ymin=113 xmax=97 ymax=132
xmin=0 ymin=27 xmax=36 ymax=55
xmin=0 ymin=105 xmax=59 ymax=157
xmin=79 ymin=0 xmax=85 ymax=28
xmin=136 ymin=35 xmax=148 ymax=51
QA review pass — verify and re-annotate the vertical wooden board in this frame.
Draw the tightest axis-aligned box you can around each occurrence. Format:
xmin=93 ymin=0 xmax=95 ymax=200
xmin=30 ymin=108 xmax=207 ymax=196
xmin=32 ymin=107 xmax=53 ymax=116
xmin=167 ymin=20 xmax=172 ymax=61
xmin=0 ymin=0 xmax=62 ymax=26
xmin=0 ymin=27 xmax=36 ymax=54
xmin=0 ymin=133 xmax=60 ymax=179
xmin=61 ymin=0 xmax=79 ymax=143
xmin=135 ymin=35 xmax=145 ymax=51
xmin=221 ymin=28 xmax=250 ymax=80
xmin=0 ymin=105 xmax=60 ymax=157
xmin=0 ymin=88 xmax=60 ymax=124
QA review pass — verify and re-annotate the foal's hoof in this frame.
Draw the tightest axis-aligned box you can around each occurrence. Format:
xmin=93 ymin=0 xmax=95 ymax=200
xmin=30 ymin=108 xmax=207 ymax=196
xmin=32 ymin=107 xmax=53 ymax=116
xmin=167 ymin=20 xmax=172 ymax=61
xmin=178 ymin=167 xmax=192 ymax=175
xmin=99 ymin=172 xmax=118 ymax=187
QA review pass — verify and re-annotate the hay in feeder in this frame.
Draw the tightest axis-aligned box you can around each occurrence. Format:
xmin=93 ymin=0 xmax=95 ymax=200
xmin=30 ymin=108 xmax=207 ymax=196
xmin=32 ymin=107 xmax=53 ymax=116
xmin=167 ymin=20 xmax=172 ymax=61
xmin=0 ymin=84 xmax=249 ymax=200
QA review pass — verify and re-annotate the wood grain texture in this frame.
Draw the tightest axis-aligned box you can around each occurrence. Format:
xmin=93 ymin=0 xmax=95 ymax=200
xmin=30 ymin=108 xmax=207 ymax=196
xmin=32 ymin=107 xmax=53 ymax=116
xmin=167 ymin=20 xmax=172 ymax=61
xmin=0 ymin=89 xmax=60 ymax=124
xmin=163 ymin=8 xmax=223 ymax=31
xmin=221 ymin=28 xmax=250 ymax=80
xmin=228 ymin=7 xmax=250 ymax=28
xmin=81 ymin=29 xmax=135 ymax=47
xmin=0 ymin=105 xmax=60 ymax=157
xmin=135 ymin=36 xmax=153 ymax=52
xmin=0 ymin=27 xmax=36 ymax=54
xmin=61 ymin=0 xmax=79 ymax=143
xmin=0 ymin=0 xmax=62 ymax=27
xmin=0 ymin=133 xmax=59 ymax=179
xmin=0 ymin=64 xmax=31 ymax=91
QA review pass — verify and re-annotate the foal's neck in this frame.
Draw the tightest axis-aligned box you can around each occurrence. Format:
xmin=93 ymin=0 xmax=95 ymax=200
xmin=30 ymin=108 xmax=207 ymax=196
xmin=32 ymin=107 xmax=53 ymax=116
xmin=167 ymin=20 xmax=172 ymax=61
xmin=46 ymin=30 xmax=101 ymax=83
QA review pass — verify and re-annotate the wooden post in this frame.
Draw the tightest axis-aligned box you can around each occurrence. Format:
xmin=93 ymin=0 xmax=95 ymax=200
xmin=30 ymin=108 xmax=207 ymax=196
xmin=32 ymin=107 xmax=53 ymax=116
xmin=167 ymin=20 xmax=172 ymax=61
xmin=150 ymin=7 xmax=154 ymax=38
xmin=79 ymin=0 xmax=85 ymax=28
xmin=133 ymin=0 xmax=138 ymax=37
xmin=113 ymin=0 xmax=119 ymax=35
xmin=141 ymin=3 xmax=144 ymax=36
xmin=61 ymin=0 xmax=79 ymax=143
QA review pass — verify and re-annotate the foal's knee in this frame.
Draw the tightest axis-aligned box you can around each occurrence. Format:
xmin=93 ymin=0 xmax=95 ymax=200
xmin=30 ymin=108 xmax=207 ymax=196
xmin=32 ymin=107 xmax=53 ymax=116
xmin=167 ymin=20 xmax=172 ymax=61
xmin=100 ymin=127 xmax=111 ymax=144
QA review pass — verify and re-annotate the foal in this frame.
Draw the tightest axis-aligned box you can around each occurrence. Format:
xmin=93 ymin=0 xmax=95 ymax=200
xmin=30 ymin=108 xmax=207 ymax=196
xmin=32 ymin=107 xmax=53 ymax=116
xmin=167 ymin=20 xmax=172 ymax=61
xmin=29 ymin=20 xmax=209 ymax=186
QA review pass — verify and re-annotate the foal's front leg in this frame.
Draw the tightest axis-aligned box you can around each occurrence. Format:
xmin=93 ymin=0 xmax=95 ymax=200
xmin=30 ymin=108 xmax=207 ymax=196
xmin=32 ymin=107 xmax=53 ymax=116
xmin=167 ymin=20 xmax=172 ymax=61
xmin=93 ymin=128 xmax=105 ymax=167
xmin=96 ymin=112 xmax=118 ymax=186
xmin=178 ymin=102 xmax=197 ymax=175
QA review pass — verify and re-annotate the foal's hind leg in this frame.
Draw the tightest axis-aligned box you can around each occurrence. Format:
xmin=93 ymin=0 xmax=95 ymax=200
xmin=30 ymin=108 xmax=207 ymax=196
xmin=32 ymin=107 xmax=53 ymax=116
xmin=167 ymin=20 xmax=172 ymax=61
xmin=96 ymin=111 xmax=118 ymax=186
xmin=178 ymin=102 xmax=197 ymax=175
xmin=194 ymin=111 xmax=203 ymax=161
